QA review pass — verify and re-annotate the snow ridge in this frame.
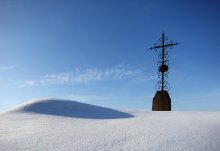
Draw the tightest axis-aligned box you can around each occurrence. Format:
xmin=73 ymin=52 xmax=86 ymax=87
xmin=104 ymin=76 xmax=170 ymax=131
xmin=6 ymin=98 xmax=133 ymax=119
xmin=0 ymin=99 xmax=220 ymax=151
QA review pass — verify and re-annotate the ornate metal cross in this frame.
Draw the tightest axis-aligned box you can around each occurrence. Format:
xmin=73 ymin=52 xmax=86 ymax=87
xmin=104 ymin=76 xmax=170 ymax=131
xmin=149 ymin=32 xmax=179 ymax=91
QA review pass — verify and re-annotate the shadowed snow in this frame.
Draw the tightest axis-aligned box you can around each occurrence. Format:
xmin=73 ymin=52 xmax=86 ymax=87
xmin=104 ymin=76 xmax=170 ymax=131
xmin=7 ymin=99 xmax=133 ymax=119
xmin=0 ymin=99 xmax=220 ymax=151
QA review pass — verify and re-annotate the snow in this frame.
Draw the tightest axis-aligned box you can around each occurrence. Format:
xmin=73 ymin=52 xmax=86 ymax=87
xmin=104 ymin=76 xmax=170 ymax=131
xmin=0 ymin=99 xmax=220 ymax=151
xmin=5 ymin=98 xmax=133 ymax=119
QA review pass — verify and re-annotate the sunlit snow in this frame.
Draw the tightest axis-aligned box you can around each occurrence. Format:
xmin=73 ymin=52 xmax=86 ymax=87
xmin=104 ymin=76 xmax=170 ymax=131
xmin=0 ymin=99 xmax=219 ymax=151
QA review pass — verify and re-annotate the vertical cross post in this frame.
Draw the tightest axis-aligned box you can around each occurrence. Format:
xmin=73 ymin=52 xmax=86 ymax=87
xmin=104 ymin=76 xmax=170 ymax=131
xmin=161 ymin=32 xmax=165 ymax=91
xmin=149 ymin=32 xmax=179 ymax=91
xmin=148 ymin=32 xmax=179 ymax=111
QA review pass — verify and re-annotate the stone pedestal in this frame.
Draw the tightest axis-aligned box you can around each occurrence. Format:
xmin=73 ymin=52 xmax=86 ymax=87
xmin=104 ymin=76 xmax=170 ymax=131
xmin=152 ymin=91 xmax=171 ymax=111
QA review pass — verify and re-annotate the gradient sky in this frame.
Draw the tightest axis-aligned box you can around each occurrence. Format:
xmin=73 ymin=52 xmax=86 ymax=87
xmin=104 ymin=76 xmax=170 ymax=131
xmin=0 ymin=0 xmax=220 ymax=111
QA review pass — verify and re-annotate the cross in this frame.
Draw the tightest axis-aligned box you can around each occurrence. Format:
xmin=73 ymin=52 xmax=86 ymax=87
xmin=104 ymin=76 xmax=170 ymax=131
xmin=149 ymin=32 xmax=179 ymax=91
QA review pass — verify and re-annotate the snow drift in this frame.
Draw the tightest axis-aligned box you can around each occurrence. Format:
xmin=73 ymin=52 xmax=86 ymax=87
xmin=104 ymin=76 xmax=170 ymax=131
xmin=0 ymin=98 xmax=220 ymax=151
xmin=7 ymin=98 xmax=133 ymax=119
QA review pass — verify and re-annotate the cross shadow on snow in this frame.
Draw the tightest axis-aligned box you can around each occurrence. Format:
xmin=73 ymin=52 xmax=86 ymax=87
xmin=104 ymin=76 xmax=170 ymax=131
xmin=19 ymin=99 xmax=134 ymax=119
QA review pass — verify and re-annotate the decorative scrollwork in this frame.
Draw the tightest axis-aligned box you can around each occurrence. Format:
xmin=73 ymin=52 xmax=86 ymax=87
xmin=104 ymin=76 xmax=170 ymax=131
xmin=155 ymin=34 xmax=171 ymax=91
xmin=164 ymin=71 xmax=169 ymax=78
xmin=155 ymin=80 xmax=162 ymax=91
xmin=164 ymin=51 xmax=169 ymax=64
xmin=157 ymin=61 xmax=162 ymax=67
xmin=157 ymin=71 xmax=162 ymax=78
xmin=158 ymin=38 xmax=162 ymax=42
xmin=155 ymin=79 xmax=170 ymax=91
xmin=163 ymin=80 xmax=170 ymax=91
xmin=149 ymin=33 xmax=179 ymax=91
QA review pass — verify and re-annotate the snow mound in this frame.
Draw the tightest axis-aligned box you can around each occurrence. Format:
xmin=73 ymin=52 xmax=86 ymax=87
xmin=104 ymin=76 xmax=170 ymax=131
xmin=7 ymin=98 xmax=133 ymax=119
xmin=0 ymin=101 xmax=220 ymax=151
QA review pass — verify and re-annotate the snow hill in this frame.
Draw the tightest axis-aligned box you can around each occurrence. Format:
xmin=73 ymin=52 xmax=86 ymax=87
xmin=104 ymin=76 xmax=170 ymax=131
xmin=5 ymin=99 xmax=133 ymax=119
xmin=0 ymin=99 xmax=220 ymax=151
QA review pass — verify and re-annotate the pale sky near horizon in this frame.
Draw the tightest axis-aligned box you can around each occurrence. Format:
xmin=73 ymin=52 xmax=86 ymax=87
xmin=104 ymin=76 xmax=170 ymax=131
xmin=0 ymin=0 xmax=220 ymax=111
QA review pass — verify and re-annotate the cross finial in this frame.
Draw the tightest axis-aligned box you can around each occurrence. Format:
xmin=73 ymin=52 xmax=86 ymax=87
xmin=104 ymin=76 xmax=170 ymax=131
xmin=149 ymin=33 xmax=179 ymax=91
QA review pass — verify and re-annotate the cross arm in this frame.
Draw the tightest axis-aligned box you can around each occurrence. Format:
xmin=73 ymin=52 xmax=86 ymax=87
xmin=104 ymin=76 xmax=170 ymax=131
xmin=148 ymin=45 xmax=163 ymax=50
xmin=148 ymin=42 xmax=179 ymax=50
xmin=164 ymin=42 xmax=180 ymax=47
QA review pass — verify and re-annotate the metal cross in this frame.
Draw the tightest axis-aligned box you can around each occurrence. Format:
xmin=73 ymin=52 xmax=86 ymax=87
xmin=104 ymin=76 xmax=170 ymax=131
xmin=149 ymin=32 xmax=179 ymax=91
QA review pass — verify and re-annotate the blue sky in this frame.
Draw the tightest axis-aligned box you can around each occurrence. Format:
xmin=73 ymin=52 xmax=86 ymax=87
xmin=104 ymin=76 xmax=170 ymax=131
xmin=0 ymin=0 xmax=220 ymax=111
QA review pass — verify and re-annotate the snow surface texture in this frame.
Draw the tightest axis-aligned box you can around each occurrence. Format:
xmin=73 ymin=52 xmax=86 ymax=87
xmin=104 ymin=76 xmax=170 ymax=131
xmin=0 ymin=99 xmax=220 ymax=151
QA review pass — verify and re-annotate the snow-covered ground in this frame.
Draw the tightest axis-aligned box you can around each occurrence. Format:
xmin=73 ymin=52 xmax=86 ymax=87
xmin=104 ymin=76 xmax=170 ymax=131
xmin=0 ymin=99 xmax=220 ymax=151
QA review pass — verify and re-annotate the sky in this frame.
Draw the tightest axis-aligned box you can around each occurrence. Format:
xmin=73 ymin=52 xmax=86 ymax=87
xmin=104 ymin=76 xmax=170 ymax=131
xmin=0 ymin=0 xmax=220 ymax=111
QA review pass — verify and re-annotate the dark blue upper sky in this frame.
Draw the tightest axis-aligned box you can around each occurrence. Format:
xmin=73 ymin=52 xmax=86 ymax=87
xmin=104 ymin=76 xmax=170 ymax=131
xmin=0 ymin=0 xmax=220 ymax=111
